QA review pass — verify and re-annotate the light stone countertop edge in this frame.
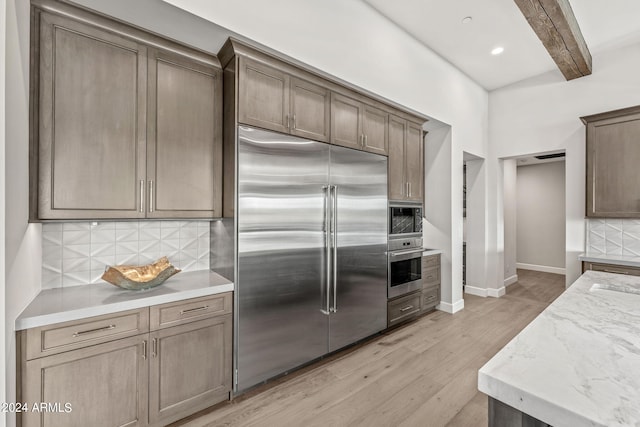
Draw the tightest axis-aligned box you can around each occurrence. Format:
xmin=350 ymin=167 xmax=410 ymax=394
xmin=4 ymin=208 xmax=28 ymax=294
xmin=16 ymin=270 xmax=234 ymax=330
xmin=578 ymin=252 xmax=640 ymax=268
xmin=422 ymin=248 xmax=443 ymax=256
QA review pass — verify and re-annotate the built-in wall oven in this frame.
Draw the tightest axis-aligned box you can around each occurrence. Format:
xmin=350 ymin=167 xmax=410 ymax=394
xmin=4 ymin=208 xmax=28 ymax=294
xmin=388 ymin=202 xmax=424 ymax=298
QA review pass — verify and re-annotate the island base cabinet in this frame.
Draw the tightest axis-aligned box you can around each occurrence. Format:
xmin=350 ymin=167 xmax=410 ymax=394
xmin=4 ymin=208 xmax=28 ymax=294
xmin=21 ymin=335 xmax=148 ymax=427
xmin=488 ymin=397 xmax=550 ymax=427
xmin=148 ymin=315 xmax=232 ymax=426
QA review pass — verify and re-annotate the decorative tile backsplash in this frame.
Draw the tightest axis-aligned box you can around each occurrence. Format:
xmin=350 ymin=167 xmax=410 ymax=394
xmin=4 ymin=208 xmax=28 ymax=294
xmin=586 ymin=219 xmax=640 ymax=257
xmin=42 ymin=221 xmax=211 ymax=289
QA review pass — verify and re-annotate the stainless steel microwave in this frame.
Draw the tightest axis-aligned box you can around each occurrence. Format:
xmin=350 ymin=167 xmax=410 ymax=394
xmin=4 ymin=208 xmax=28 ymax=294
xmin=389 ymin=203 xmax=423 ymax=238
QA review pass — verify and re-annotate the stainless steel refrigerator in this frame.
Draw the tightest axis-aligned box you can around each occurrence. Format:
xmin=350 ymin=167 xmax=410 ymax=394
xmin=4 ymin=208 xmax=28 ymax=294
xmin=236 ymin=126 xmax=388 ymax=392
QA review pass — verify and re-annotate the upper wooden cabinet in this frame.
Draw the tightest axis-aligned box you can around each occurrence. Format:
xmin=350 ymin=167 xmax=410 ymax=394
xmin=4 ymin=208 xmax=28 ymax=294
xmin=238 ymin=57 xmax=330 ymax=142
xmin=582 ymin=105 xmax=640 ymax=217
xmin=331 ymin=93 xmax=389 ymax=155
xmin=389 ymin=115 xmax=423 ymax=202
xmin=146 ymin=49 xmax=222 ymax=218
xmin=32 ymin=4 xmax=222 ymax=220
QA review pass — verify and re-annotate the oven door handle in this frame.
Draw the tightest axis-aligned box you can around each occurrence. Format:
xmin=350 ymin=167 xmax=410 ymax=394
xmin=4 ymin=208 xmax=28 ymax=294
xmin=389 ymin=248 xmax=424 ymax=257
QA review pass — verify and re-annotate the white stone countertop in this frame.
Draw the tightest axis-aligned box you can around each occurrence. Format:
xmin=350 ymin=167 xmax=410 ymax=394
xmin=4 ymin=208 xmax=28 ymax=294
xmin=579 ymin=252 xmax=640 ymax=268
xmin=422 ymin=248 xmax=443 ymax=256
xmin=478 ymin=270 xmax=640 ymax=427
xmin=16 ymin=270 xmax=234 ymax=330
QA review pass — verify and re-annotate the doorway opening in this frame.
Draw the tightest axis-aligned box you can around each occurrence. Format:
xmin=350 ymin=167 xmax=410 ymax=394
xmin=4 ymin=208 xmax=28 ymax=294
xmin=503 ymin=151 xmax=567 ymax=290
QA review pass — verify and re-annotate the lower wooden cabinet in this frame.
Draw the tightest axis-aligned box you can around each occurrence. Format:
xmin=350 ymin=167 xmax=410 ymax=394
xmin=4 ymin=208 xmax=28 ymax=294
xmin=18 ymin=293 xmax=232 ymax=427
xmin=148 ymin=316 xmax=232 ymax=426
xmin=22 ymin=335 xmax=148 ymax=427
xmin=422 ymin=254 xmax=441 ymax=313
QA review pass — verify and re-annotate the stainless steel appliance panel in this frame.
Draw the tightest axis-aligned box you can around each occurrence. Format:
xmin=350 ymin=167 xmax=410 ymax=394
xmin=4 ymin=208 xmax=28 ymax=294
xmin=328 ymin=145 xmax=388 ymax=351
xmin=237 ymin=127 xmax=330 ymax=391
xmin=388 ymin=248 xmax=423 ymax=298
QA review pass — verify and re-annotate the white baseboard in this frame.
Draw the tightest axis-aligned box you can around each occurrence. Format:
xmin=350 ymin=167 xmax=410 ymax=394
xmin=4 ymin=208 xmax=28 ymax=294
xmin=516 ymin=263 xmax=566 ymax=275
xmin=504 ymin=274 xmax=518 ymax=287
xmin=487 ymin=287 xmax=506 ymax=298
xmin=464 ymin=285 xmax=487 ymax=297
xmin=437 ymin=299 xmax=464 ymax=314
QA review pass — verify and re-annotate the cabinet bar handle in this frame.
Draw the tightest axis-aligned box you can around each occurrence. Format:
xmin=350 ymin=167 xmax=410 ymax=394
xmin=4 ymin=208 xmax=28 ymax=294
xmin=602 ymin=269 xmax=629 ymax=275
xmin=364 ymin=134 xmax=368 ymax=147
xmin=180 ymin=305 xmax=209 ymax=315
xmin=73 ymin=324 xmax=116 ymax=337
xmin=142 ymin=340 xmax=147 ymax=360
xmin=139 ymin=180 xmax=145 ymax=212
xmin=286 ymin=115 xmax=290 ymax=130
xmin=408 ymin=182 xmax=412 ymax=197
xmin=400 ymin=305 xmax=414 ymax=312
xmin=149 ymin=180 xmax=154 ymax=213
xmin=292 ymin=114 xmax=296 ymax=129
xmin=152 ymin=338 xmax=157 ymax=358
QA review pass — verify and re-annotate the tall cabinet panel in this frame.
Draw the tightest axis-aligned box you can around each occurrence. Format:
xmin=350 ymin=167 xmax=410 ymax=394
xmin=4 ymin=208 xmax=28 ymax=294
xmin=388 ymin=114 xmax=424 ymax=202
xmin=583 ymin=106 xmax=640 ymax=217
xmin=388 ymin=117 xmax=407 ymax=201
xmin=331 ymin=93 xmax=363 ymax=150
xmin=405 ymin=123 xmax=424 ymax=202
xmin=146 ymin=49 xmax=222 ymax=218
xmin=37 ymin=13 xmax=147 ymax=219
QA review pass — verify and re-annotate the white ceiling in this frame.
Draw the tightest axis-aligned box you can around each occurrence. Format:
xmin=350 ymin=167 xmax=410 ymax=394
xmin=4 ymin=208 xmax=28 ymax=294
xmin=363 ymin=0 xmax=640 ymax=90
xmin=72 ymin=0 xmax=640 ymax=92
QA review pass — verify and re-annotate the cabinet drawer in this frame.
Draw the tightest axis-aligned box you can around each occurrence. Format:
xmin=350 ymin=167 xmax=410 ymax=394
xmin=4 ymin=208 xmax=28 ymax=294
xmin=24 ymin=308 xmax=149 ymax=360
xmin=423 ymin=254 xmax=440 ymax=268
xmin=388 ymin=292 xmax=421 ymax=327
xmin=422 ymin=287 xmax=439 ymax=311
xmin=150 ymin=292 xmax=232 ymax=330
xmin=583 ymin=262 xmax=640 ymax=276
xmin=423 ymin=266 xmax=440 ymax=286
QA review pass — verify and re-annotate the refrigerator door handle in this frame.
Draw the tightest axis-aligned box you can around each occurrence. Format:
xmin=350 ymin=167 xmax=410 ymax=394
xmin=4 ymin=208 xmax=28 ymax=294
xmin=322 ymin=185 xmax=331 ymax=315
xmin=332 ymin=185 xmax=338 ymax=313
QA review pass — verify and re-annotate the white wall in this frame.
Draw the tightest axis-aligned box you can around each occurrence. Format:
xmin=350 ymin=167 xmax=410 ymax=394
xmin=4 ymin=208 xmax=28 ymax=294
xmin=503 ymin=159 xmax=517 ymax=285
xmin=5 ymin=1 xmax=41 ymax=425
xmin=1 ymin=0 xmax=7 ymax=424
xmin=516 ymin=162 xmax=566 ymax=273
xmin=489 ymin=41 xmax=640 ymax=288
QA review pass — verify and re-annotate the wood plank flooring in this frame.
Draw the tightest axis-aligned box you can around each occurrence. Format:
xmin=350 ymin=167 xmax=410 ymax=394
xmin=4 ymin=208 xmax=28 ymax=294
xmin=172 ymin=269 xmax=566 ymax=427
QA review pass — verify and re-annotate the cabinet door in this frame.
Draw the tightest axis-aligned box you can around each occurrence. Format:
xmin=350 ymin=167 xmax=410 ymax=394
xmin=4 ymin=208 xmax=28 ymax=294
xmin=148 ymin=315 xmax=232 ymax=426
xmin=37 ymin=13 xmax=147 ymax=219
xmin=405 ymin=123 xmax=424 ymax=202
xmin=388 ymin=115 xmax=407 ymax=200
xmin=22 ymin=335 xmax=148 ymax=427
xmin=586 ymin=113 xmax=640 ymax=217
xmin=146 ymin=49 xmax=222 ymax=218
xmin=238 ymin=58 xmax=290 ymax=133
xmin=331 ymin=93 xmax=363 ymax=150
xmin=362 ymin=105 xmax=388 ymax=155
xmin=290 ymin=77 xmax=330 ymax=142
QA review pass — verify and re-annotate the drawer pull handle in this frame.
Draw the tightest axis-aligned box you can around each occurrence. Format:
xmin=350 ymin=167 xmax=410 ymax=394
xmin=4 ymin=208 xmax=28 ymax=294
xmin=602 ymin=269 xmax=629 ymax=275
xmin=180 ymin=305 xmax=209 ymax=316
xmin=426 ymin=295 xmax=436 ymax=301
xmin=400 ymin=305 xmax=414 ymax=312
xmin=142 ymin=340 xmax=147 ymax=360
xmin=73 ymin=324 xmax=116 ymax=337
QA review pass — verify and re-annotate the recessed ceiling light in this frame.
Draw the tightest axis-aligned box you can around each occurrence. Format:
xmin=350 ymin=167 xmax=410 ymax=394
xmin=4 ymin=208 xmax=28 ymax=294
xmin=491 ymin=46 xmax=505 ymax=55
xmin=462 ymin=16 xmax=472 ymax=24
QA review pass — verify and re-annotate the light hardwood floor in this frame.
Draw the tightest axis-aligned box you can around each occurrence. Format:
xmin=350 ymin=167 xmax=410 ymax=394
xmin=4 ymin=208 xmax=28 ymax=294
xmin=172 ymin=269 xmax=566 ymax=427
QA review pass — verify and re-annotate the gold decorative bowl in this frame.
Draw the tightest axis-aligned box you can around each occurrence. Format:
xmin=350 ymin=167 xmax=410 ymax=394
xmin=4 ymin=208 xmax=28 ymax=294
xmin=101 ymin=256 xmax=181 ymax=291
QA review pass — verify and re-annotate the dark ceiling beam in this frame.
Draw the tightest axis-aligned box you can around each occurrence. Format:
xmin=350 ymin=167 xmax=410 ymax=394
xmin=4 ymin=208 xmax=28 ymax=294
xmin=514 ymin=0 xmax=592 ymax=80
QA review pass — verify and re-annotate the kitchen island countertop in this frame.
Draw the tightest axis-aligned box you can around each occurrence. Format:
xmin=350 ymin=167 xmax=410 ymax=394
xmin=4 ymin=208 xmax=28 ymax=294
xmin=16 ymin=270 xmax=233 ymax=330
xmin=478 ymin=270 xmax=640 ymax=427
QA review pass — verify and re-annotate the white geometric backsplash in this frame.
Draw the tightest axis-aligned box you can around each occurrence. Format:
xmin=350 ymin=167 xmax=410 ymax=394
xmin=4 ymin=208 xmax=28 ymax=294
xmin=586 ymin=218 xmax=640 ymax=257
xmin=42 ymin=221 xmax=211 ymax=289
